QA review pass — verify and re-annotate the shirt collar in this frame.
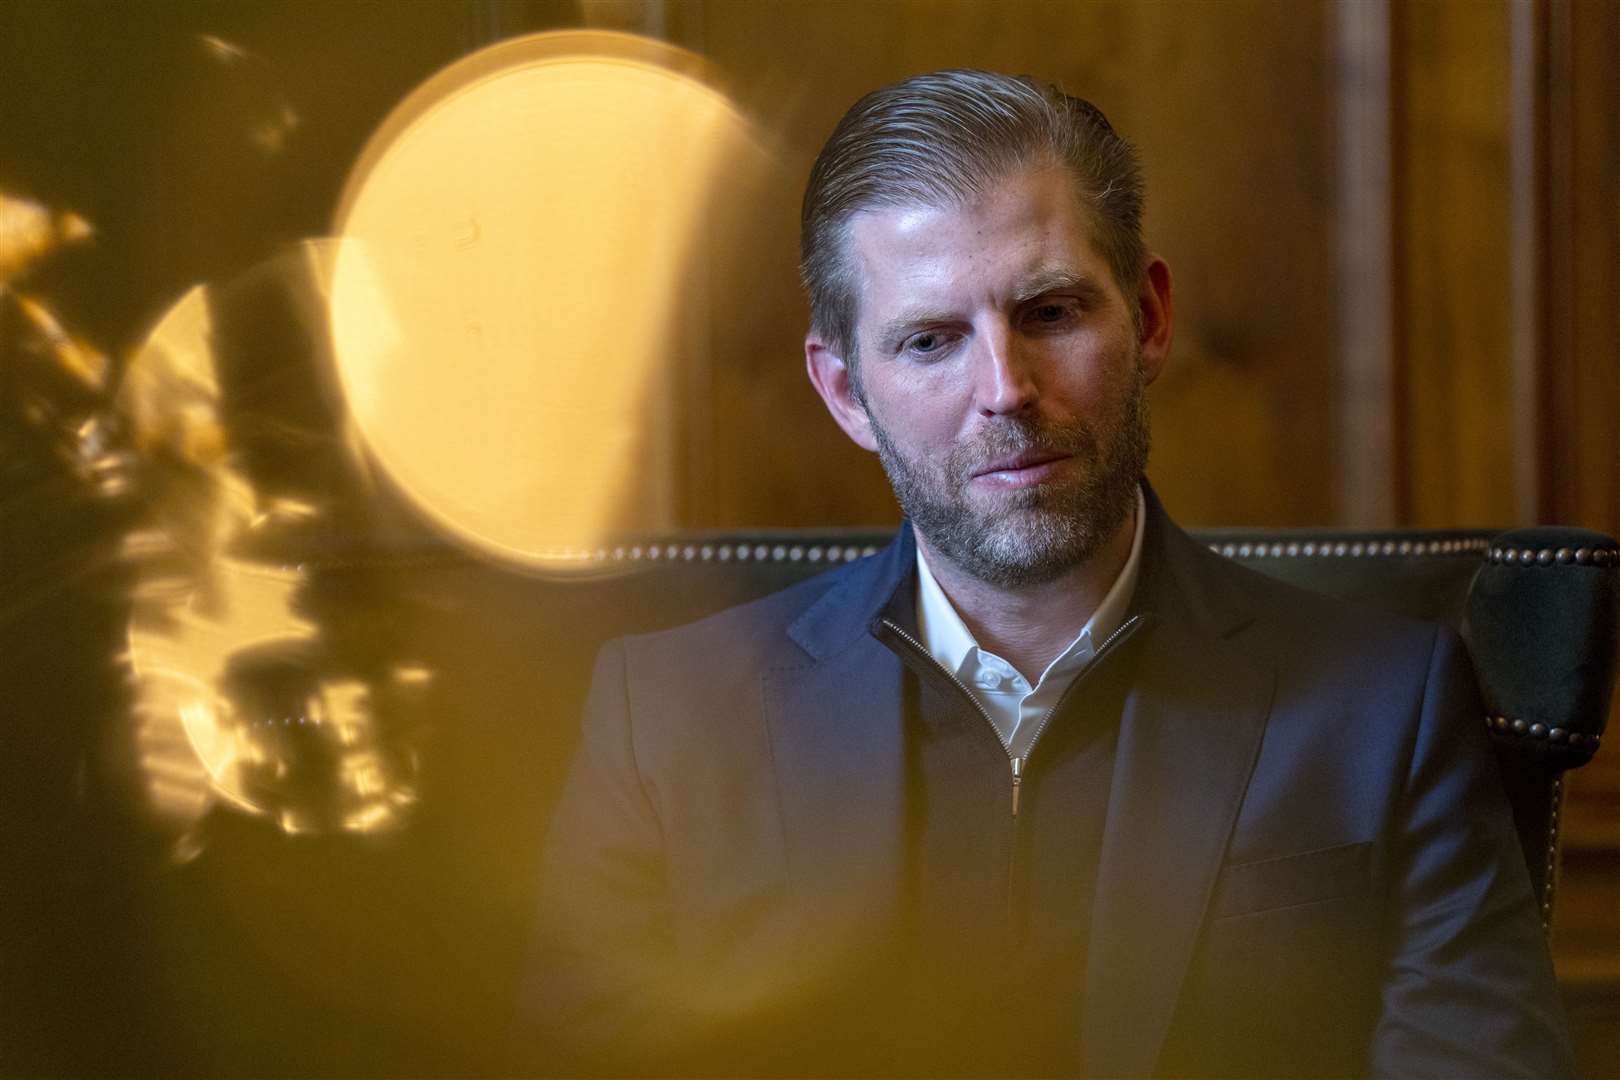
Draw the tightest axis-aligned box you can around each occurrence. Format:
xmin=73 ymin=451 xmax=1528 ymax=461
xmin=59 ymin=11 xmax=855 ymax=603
xmin=915 ymin=484 xmax=1147 ymax=685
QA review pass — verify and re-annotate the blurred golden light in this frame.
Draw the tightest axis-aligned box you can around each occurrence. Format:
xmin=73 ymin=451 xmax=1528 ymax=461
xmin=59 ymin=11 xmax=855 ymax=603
xmin=120 ymin=284 xmax=224 ymax=463
xmin=0 ymin=191 xmax=92 ymax=285
xmin=127 ymin=558 xmax=317 ymax=812
xmin=194 ymin=33 xmax=301 ymax=156
xmin=116 ymin=280 xmax=421 ymax=840
xmin=328 ymin=31 xmax=770 ymax=571
xmin=15 ymin=292 xmax=109 ymax=391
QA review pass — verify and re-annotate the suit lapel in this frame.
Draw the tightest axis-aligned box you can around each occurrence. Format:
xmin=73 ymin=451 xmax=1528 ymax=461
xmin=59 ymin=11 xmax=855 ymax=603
xmin=1081 ymin=493 xmax=1278 ymax=1077
xmin=763 ymin=639 xmax=909 ymax=936
xmin=763 ymin=529 xmax=915 ymax=949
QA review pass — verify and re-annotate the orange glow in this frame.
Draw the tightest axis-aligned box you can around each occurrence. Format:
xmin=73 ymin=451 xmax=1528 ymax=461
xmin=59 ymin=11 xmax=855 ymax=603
xmin=0 ymin=190 xmax=92 ymax=285
xmin=117 ymin=281 xmax=422 ymax=839
xmin=14 ymin=292 xmax=109 ymax=391
xmin=328 ymin=31 xmax=771 ymax=572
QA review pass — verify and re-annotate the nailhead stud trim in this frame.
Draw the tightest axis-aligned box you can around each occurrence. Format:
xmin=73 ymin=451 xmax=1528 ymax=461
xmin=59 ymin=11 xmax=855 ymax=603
xmin=1487 ymin=545 xmax=1620 ymax=566
xmin=1210 ymin=537 xmax=1489 ymax=560
xmin=1485 ymin=714 xmax=1601 ymax=750
xmin=1542 ymin=776 xmax=1565 ymax=928
xmin=281 ymin=534 xmax=1620 ymax=572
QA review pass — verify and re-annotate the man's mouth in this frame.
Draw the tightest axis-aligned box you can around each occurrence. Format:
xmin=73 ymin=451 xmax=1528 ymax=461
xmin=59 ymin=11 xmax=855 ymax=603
xmin=970 ymin=450 xmax=1072 ymax=488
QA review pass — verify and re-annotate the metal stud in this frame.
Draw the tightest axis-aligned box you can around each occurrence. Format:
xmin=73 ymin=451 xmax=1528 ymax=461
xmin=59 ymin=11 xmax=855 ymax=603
xmin=1530 ymin=723 xmax=1549 ymax=739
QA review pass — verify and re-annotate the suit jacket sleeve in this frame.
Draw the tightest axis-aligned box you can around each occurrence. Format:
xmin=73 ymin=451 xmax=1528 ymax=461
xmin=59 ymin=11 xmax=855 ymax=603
xmin=515 ymin=638 xmax=684 ymax=1075
xmin=1371 ymin=626 xmax=1575 ymax=1077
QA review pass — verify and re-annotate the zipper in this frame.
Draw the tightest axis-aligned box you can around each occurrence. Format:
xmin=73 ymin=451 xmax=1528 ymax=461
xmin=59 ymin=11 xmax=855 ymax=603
xmin=877 ymin=612 xmax=1147 ymax=818
xmin=1009 ymin=613 xmax=1147 ymax=786
xmin=878 ymin=615 xmax=1006 ymax=758
xmin=1010 ymin=755 xmax=1024 ymax=817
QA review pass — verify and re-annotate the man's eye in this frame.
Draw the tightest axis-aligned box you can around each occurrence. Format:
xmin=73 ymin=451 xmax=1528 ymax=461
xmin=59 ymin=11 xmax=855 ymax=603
xmin=1029 ymin=302 xmax=1075 ymax=325
xmin=904 ymin=332 xmax=947 ymax=355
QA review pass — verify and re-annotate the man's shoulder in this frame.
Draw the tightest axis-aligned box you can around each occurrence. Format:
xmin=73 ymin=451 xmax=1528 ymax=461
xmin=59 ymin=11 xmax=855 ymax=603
xmin=1145 ymin=488 xmax=1448 ymax=661
xmin=1170 ymin=524 xmax=1454 ymax=668
xmin=613 ymin=541 xmax=896 ymax=676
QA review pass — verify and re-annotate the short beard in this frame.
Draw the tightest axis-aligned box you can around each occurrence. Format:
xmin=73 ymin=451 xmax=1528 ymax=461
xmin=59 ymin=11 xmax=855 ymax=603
xmin=866 ymin=367 xmax=1150 ymax=589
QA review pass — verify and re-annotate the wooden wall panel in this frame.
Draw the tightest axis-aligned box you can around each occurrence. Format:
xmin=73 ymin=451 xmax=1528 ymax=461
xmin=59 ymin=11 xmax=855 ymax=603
xmin=1392 ymin=2 xmax=1519 ymax=528
xmin=1547 ymin=0 xmax=1620 ymax=539
xmin=1543 ymin=0 xmax=1620 ymax=971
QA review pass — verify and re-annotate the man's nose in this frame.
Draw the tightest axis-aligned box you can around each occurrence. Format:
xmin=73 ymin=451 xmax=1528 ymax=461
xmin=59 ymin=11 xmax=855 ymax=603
xmin=972 ymin=321 xmax=1038 ymax=416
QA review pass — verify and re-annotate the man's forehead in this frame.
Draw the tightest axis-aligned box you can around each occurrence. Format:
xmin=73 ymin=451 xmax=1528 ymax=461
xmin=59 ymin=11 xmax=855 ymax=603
xmin=842 ymin=180 xmax=1112 ymax=306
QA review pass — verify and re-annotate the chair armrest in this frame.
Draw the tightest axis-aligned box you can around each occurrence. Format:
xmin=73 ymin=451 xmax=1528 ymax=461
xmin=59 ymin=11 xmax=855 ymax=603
xmin=1465 ymin=527 xmax=1619 ymax=771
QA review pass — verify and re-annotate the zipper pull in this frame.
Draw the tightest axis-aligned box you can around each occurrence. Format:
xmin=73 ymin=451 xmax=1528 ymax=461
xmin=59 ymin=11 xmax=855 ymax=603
xmin=1011 ymin=756 xmax=1023 ymax=818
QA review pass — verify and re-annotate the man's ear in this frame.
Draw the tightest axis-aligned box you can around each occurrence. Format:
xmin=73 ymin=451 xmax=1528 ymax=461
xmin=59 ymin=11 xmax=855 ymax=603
xmin=1135 ymin=255 xmax=1175 ymax=386
xmin=805 ymin=335 xmax=879 ymax=452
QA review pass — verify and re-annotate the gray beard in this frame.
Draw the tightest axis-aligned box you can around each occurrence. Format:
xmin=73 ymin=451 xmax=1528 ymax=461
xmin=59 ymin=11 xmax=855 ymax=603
xmin=868 ymin=371 xmax=1149 ymax=589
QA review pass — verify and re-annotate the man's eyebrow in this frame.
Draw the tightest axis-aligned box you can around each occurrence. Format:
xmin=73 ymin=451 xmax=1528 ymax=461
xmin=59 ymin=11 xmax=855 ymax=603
xmin=1010 ymin=269 xmax=1105 ymax=306
xmin=874 ymin=309 xmax=958 ymax=347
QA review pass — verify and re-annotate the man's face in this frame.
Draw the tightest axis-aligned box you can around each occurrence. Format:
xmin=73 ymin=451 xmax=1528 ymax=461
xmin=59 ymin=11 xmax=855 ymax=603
xmin=807 ymin=165 xmax=1172 ymax=587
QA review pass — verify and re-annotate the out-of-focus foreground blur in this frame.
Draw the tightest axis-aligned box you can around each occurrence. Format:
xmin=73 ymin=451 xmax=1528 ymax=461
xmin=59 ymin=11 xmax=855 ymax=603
xmin=2 ymin=0 xmax=1617 ymax=1074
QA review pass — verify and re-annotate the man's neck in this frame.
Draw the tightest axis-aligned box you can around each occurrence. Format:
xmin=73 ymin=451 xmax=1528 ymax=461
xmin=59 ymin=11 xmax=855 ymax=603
xmin=915 ymin=503 xmax=1138 ymax=682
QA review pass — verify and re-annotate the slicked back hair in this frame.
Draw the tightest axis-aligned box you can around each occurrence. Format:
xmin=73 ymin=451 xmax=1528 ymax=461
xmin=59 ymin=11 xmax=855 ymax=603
xmin=800 ymin=69 xmax=1145 ymax=367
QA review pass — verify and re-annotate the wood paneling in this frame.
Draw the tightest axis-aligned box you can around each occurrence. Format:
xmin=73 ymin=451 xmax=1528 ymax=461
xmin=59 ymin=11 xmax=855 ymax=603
xmin=1393 ymin=2 xmax=1519 ymax=528
xmin=1334 ymin=0 xmax=1398 ymax=527
xmin=1541 ymin=0 xmax=1620 ymax=942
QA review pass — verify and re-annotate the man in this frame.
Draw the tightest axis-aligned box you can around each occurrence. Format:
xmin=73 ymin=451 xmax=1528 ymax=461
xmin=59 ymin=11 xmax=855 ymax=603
xmin=525 ymin=70 xmax=1571 ymax=1076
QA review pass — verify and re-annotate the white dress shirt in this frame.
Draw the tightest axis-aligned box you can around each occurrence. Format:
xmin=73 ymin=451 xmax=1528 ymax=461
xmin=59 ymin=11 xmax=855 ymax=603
xmin=914 ymin=486 xmax=1146 ymax=762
